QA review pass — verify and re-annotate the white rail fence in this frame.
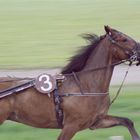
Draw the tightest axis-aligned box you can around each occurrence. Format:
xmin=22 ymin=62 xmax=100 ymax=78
xmin=0 ymin=66 xmax=140 ymax=85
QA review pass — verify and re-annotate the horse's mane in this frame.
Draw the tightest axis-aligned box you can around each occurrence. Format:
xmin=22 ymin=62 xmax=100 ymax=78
xmin=61 ymin=34 xmax=102 ymax=74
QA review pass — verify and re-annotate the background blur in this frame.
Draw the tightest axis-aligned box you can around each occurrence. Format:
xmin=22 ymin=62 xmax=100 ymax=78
xmin=1 ymin=0 xmax=140 ymax=69
xmin=0 ymin=0 xmax=140 ymax=140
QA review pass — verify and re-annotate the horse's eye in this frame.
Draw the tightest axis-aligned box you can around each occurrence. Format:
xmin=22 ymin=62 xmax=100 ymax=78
xmin=122 ymin=39 xmax=127 ymax=42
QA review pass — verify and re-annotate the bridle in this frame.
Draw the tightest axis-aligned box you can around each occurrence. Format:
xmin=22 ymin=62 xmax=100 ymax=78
xmin=107 ymin=34 xmax=140 ymax=64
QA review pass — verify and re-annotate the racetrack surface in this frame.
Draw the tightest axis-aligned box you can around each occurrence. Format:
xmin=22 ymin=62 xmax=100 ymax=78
xmin=0 ymin=65 xmax=139 ymax=85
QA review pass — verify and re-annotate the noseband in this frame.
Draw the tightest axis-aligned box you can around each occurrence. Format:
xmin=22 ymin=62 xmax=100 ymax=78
xmin=107 ymin=35 xmax=139 ymax=63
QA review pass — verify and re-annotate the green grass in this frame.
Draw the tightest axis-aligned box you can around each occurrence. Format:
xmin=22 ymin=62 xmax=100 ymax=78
xmin=0 ymin=85 xmax=139 ymax=140
xmin=0 ymin=0 xmax=140 ymax=68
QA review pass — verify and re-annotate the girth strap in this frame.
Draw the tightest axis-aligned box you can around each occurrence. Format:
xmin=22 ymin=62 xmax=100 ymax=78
xmin=54 ymin=87 xmax=63 ymax=128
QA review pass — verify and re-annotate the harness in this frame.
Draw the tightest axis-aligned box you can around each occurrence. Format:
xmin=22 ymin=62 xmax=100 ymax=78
xmin=0 ymin=35 xmax=139 ymax=128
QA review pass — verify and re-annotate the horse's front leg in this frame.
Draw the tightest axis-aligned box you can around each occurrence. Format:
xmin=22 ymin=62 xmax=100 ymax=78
xmin=57 ymin=124 xmax=79 ymax=140
xmin=90 ymin=115 xmax=140 ymax=140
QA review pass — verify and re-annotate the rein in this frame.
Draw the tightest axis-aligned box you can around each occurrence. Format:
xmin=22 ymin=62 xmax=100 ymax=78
xmin=64 ymin=58 xmax=130 ymax=76
xmin=61 ymin=60 xmax=132 ymax=105
xmin=110 ymin=66 xmax=130 ymax=105
xmin=61 ymin=55 xmax=136 ymax=99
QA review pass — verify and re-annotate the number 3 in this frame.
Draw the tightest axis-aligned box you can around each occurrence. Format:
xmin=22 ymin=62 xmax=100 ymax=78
xmin=35 ymin=73 xmax=56 ymax=94
xmin=39 ymin=75 xmax=53 ymax=92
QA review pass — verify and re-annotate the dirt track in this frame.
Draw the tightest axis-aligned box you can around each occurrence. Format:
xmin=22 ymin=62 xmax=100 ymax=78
xmin=0 ymin=65 xmax=139 ymax=85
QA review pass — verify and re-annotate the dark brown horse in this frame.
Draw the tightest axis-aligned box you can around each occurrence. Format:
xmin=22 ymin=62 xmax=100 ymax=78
xmin=0 ymin=26 xmax=140 ymax=140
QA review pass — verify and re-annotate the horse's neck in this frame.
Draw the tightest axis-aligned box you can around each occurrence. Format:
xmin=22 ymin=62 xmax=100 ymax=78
xmin=80 ymin=41 xmax=114 ymax=93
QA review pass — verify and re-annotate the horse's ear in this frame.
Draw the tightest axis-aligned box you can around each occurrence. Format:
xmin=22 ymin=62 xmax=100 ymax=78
xmin=104 ymin=25 xmax=112 ymax=35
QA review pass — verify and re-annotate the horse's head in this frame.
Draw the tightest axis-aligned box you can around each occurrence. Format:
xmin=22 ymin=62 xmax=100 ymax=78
xmin=104 ymin=26 xmax=140 ymax=65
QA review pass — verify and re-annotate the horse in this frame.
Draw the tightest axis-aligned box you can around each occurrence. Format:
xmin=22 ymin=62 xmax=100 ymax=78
xmin=0 ymin=26 xmax=140 ymax=140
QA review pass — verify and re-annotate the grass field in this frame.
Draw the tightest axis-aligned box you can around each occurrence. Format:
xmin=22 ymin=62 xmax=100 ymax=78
xmin=0 ymin=85 xmax=139 ymax=140
xmin=0 ymin=0 xmax=140 ymax=68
